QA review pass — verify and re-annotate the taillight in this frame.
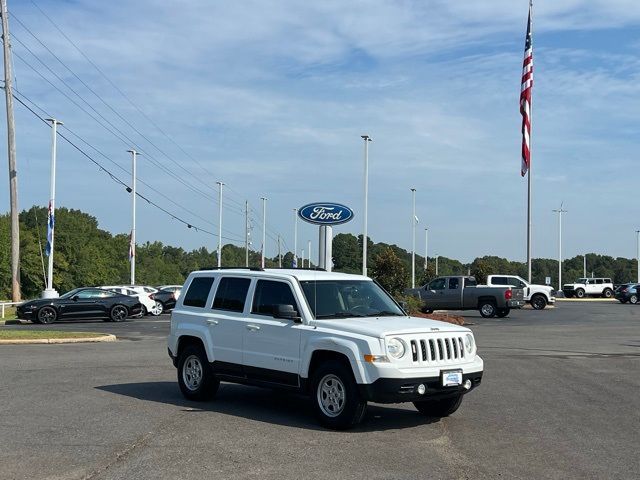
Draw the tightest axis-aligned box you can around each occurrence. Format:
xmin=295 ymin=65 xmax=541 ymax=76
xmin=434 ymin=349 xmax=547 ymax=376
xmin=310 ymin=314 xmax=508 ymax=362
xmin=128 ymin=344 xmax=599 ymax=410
xmin=504 ymin=289 xmax=513 ymax=300
xmin=149 ymin=294 xmax=155 ymax=299
xmin=172 ymin=292 xmax=176 ymax=300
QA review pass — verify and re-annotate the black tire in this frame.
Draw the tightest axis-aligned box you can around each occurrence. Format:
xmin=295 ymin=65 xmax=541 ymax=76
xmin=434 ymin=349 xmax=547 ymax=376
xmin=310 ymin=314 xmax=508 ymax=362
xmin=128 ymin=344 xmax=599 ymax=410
xmin=530 ymin=294 xmax=547 ymax=310
xmin=37 ymin=306 xmax=57 ymax=324
xmin=109 ymin=304 xmax=128 ymax=322
xmin=603 ymin=288 xmax=613 ymax=299
xmin=414 ymin=394 xmax=464 ymax=418
xmin=575 ymin=289 xmax=585 ymax=299
xmin=177 ymin=344 xmax=219 ymax=401
xmin=629 ymin=294 xmax=638 ymax=305
xmin=496 ymin=308 xmax=510 ymax=318
xmin=141 ymin=305 xmax=148 ymax=316
xmin=310 ymin=360 xmax=367 ymax=430
xmin=479 ymin=301 xmax=497 ymax=318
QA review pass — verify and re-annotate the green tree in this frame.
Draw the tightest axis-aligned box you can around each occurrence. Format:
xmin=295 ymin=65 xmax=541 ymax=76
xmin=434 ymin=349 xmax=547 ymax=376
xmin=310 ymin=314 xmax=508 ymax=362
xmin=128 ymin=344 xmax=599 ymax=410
xmin=370 ymin=247 xmax=408 ymax=296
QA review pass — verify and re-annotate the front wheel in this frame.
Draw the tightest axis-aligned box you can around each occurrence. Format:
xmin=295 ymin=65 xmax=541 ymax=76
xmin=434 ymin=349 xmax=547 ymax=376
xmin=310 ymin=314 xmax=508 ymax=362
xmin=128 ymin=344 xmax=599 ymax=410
xmin=414 ymin=394 xmax=463 ymax=418
xmin=496 ymin=308 xmax=510 ymax=318
xmin=530 ymin=294 xmax=547 ymax=310
xmin=109 ymin=305 xmax=128 ymax=322
xmin=37 ymin=306 xmax=57 ymax=324
xmin=177 ymin=345 xmax=219 ymax=401
xmin=603 ymin=289 xmax=613 ymax=299
xmin=575 ymin=289 xmax=585 ymax=298
xmin=479 ymin=301 xmax=497 ymax=318
xmin=310 ymin=360 xmax=367 ymax=430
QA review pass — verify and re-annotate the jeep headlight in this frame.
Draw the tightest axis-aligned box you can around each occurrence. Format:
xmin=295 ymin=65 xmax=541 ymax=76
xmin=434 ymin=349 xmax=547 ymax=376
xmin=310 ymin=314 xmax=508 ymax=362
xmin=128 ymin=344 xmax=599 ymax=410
xmin=387 ymin=337 xmax=406 ymax=359
xmin=464 ymin=333 xmax=475 ymax=354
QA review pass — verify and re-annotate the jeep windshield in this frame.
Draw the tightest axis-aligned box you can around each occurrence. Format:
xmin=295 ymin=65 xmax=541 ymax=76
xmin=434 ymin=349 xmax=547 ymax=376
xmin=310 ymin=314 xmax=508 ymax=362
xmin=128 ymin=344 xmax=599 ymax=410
xmin=300 ymin=280 xmax=405 ymax=319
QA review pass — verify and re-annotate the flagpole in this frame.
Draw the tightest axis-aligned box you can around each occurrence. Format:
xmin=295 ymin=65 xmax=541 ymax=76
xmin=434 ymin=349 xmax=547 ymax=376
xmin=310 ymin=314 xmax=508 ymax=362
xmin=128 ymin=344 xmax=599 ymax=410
xmin=128 ymin=149 xmax=138 ymax=285
xmin=526 ymin=0 xmax=533 ymax=283
xmin=44 ymin=118 xmax=62 ymax=298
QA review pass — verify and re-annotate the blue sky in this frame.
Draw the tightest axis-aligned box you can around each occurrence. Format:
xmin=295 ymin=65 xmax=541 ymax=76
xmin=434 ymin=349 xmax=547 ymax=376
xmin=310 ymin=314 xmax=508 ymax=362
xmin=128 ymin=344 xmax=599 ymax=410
xmin=1 ymin=0 xmax=639 ymax=263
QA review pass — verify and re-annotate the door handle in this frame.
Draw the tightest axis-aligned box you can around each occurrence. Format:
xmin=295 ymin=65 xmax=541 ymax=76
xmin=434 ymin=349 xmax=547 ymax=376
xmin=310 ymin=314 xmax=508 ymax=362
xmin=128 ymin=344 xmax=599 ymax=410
xmin=246 ymin=324 xmax=261 ymax=331
xmin=207 ymin=319 xmax=219 ymax=325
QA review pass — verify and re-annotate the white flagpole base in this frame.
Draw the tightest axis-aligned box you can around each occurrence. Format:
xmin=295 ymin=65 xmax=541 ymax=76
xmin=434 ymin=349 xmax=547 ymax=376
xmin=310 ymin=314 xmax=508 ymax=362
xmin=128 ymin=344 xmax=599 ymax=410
xmin=42 ymin=288 xmax=59 ymax=299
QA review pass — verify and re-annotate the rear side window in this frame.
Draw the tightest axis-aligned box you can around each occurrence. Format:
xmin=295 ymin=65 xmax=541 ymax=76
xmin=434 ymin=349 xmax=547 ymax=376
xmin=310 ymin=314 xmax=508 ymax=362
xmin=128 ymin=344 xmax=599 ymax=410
xmin=213 ymin=277 xmax=251 ymax=312
xmin=252 ymin=280 xmax=299 ymax=316
xmin=183 ymin=277 xmax=215 ymax=308
xmin=448 ymin=278 xmax=460 ymax=290
xmin=464 ymin=278 xmax=477 ymax=287
xmin=492 ymin=277 xmax=508 ymax=285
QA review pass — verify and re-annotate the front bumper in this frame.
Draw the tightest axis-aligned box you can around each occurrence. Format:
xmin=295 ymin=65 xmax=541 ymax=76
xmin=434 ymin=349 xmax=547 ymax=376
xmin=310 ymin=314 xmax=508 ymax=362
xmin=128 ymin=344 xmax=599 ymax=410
xmin=358 ymin=371 xmax=483 ymax=404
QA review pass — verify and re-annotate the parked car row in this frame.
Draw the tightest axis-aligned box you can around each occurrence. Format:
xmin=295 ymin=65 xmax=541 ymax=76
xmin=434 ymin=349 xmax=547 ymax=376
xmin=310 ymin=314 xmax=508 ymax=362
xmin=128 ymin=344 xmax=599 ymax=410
xmin=614 ymin=283 xmax=639 ymax=304
xmin=16 ymin=284 xmax=183 ymax=324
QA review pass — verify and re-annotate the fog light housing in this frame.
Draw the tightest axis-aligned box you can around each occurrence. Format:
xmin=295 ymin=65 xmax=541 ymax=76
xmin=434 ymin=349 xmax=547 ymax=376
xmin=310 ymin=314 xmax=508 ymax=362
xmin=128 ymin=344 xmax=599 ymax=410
xmin=417 ymin=384 xmax=426 ymax=395
xmin=463 ymin=379 xmax=472 ymax=390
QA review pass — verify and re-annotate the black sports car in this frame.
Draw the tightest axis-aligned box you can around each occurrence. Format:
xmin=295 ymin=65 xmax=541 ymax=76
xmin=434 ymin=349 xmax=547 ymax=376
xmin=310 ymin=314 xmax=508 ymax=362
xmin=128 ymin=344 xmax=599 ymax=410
xmin=16 ymin=287 xmax=143 ymax=324
xmin=152 ymin=288 xmax=180 ymax=311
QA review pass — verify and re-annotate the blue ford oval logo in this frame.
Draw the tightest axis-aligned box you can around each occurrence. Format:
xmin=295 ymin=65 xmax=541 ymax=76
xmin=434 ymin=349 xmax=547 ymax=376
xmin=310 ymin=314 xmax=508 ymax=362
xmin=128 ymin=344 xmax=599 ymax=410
xmin=298 ymin=203 xmax=354 ymax=226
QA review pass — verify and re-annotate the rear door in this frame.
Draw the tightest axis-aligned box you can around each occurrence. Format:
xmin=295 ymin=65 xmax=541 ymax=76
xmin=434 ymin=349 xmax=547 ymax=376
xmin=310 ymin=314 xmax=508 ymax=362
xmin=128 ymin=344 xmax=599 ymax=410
xmin=440 ymin=277 xmax=463 ymax=308
xmin=242 ymin=279 xmax=302 ymax=386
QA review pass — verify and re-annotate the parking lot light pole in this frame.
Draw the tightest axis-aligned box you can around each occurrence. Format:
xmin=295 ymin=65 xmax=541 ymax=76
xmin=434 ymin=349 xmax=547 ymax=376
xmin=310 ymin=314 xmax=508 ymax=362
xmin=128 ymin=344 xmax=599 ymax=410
xmin=636 ymin=231 xmax=640 ymax=283
xmin=553 ymin=204 xmax=567 ymax=290
xmin=127 ymin=149 xmax=139 ymax=286
xmin=261 ymin=197 xmax=267 ymax=268
xmin=216 ymin=181 xmax=224 ymax=267
xmin=43 ymin=118 xmax=63 ymax=298
xmin=435 ymin=254 xmax=439 ymax=276
xmin=361 ymin=135 xmax=371 ymax=276
xmin=583 ymin=253 xmax=587 ymax=278
xmin=245 ymin=201 xmax=249 ymax=267
xmin=424 ymin=228 xmax=428 ymax=270
xmin=411 ymin=188 xmax=416 ymax=288
xmin=293 ymin=209 xmax=298 ymax=268
xmin=308 ymin=240 xmax=312 ymax=267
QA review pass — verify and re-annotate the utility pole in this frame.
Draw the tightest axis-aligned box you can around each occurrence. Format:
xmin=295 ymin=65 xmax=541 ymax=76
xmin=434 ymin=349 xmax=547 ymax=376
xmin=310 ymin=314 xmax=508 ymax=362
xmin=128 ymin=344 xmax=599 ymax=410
xmin=553 ymin=203 xmax=567 ymax=291
xmin=411 ymin=188 xmax=416 ymax=288
xmin=43 ymin=118 xmax=62 ymax=298
xmin=1 ymin=0 xmax=20 ymax=302
xmin=216 ymin=181 xmax=224 ymax=268
xmin=361 ymin=135 xmax=371 ymax=276
xmin=260 ymin=197 xmax=267 ymax=268
xmin=127 ymin=149 xmax=138 ymax=285
xmin=293 ymin=208 xmax=298 ymax=268
xmin=424 ymin=228 xmax=428 ymax=270
xmin=277 ymin=235 xmax=282 ymax=267
xmin=245 ymin=201 xmax=249 ymax=267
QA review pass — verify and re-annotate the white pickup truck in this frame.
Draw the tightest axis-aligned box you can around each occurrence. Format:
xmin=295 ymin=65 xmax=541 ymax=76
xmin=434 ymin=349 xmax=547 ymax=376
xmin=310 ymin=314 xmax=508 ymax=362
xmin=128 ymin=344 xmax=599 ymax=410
xmin=485 ymin=275 xmax=555 ymax=310
xmin=168 ymin=268 xmax=483 ymax=430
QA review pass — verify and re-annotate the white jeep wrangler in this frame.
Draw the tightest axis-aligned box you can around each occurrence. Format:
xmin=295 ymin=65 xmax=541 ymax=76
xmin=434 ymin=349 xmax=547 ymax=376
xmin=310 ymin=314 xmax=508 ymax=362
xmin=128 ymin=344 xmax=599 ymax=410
xmin=167 ymin=269 xmax=484 ymax=430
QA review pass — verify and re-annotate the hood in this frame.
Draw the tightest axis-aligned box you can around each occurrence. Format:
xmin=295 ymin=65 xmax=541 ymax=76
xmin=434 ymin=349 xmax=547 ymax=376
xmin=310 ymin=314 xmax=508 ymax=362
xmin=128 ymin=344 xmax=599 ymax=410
xmin=18 ymin=299 xmax=49 ymax=309
xmin=313 ymin=315 xmax=469 ymax=338
xmin=530 ymin=284 xmax=555 ymax=291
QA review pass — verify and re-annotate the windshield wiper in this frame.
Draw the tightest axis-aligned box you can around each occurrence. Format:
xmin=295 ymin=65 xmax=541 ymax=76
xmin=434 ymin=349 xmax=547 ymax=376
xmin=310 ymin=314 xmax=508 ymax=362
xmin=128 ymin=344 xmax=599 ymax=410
xmin=315 ymin=312 xmax=367 ymax=319
xmin=366 ymin=310 xmax=405 ymax=317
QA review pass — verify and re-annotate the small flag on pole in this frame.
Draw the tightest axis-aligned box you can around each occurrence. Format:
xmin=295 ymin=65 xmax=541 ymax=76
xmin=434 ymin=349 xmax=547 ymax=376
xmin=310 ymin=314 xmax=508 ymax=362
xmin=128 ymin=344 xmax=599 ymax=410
xmin=520 ymin=1 xmax=533 ymax=177
xmin=45 ymin=201 xmax=54 ymax=256
xmin=414 ymin=215 xmax=420 ymax=224
xmin=292 ymin=256 xmax=297 ymax=268
xmin=128 ymin=231 xmax=135 ymax=262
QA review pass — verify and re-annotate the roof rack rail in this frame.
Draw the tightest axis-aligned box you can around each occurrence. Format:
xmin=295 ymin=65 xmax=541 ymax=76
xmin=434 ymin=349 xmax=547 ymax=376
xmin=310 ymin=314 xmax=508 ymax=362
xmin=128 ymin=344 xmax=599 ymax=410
xmin=264 ymin=267 xmax=327 ymax=272
xmin=197 ymin=266 xmax=264 ymax=271
xmin=196 ymin=266 xmax=327 ymax=272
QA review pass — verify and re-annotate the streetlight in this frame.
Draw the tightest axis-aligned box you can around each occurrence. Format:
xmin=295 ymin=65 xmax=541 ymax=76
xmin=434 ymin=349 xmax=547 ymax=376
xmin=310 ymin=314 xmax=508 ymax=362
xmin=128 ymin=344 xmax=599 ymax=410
xmin=216 ymin=181 xmax=224 ymax=268
xmin=435 ymin=254 xmax=439 ymax=276
xmin=553 ymin=203 xmax=567 ymax=290
xmin=424 ymin=228 xmax=428 ymax=270
xmin=410 ymin=188 xmax=417 ymax=288
xmin=43 ymin=118 xmax=63 ymax=298
xmin=127 ymin=149 xmax=140 ymax=285
xmin=361 ymin=134 xmax=372 ymax=276
xmin=293 ymin=208 xmax=298 ymax=268
xmin=636 ymin=230 xmax=640 ymax=283
xmin=260 ymin=197 xmax=267 ymax=268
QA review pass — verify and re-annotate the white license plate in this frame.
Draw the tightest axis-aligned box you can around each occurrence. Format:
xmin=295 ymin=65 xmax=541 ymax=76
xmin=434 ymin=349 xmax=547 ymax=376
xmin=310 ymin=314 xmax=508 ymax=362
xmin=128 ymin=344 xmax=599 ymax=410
xmin=441 ymin=370 xmax=463 ymax=387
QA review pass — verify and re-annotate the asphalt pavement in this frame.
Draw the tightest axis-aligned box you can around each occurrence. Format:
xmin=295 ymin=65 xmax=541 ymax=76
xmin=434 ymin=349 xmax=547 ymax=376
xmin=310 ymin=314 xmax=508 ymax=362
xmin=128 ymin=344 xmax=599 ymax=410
xmin=1 ymin=302 xmax=639 ymax=480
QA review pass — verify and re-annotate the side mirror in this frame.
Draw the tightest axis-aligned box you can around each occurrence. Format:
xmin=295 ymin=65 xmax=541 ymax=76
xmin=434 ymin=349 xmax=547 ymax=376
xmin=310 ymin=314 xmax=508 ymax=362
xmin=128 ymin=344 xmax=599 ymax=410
xmin=273 ymin=304 xmax=302 ymax=323
xmin=72 ymin=295 xmax=79 ymax=301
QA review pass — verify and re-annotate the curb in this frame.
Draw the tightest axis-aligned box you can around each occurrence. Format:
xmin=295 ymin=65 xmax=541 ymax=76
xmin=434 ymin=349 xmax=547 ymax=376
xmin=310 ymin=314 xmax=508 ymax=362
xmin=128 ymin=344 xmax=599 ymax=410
xmin=555 ymin=298 xmax=617 ymax=302
xmin=0 ymin=334 xmax=117 ymax=345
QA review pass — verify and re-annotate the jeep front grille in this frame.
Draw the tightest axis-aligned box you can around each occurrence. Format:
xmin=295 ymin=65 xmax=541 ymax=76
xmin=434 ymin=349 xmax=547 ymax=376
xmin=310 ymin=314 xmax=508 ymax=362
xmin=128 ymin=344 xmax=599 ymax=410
xmin=408 ymin=336 xmax=466 ymax=364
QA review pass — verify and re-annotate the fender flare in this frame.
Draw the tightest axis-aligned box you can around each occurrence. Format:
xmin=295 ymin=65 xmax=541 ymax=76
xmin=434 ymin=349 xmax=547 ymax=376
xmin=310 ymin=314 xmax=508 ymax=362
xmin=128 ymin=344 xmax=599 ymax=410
xmin=300 ymin=336 xmax=370 ymax=384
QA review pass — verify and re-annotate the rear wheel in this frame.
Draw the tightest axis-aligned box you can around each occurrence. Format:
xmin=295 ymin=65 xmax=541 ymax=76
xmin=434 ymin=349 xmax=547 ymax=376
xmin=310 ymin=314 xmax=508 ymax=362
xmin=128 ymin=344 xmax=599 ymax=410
xmin=496 ymin=308 xmax=510 ymax=318
xmin=575 ymin=289 xmax=585 ymax=298
xmin=150 ymin=301 xmax=163 ymax=316
xmin=310 ymin=360 xmax=367 ymax=430
xmin=414 ymin=394 xmax=464 ymax=418
xmin=629 ymin=294 xmax=638 ymax=305
xmin=140 ymin=305 xmax=148 ymax=316
xmin=37 ymin=306 xmax=57 ymax=324
xmin=603 ymin=288 xmax=613 ymax=299
xmin=479 ymin=301 xmax=497 ymax=318
xmin=177 ymin=344 xmax=219 ymax=401
xmin=109 ymin=305 xmax=128 ymax=322
xmin=530 ymin=294 xmax=547 ymax=310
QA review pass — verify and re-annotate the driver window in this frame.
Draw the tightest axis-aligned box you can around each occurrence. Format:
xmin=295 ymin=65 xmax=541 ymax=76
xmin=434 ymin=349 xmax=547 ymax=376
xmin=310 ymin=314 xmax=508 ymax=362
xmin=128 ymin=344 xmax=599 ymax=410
xmin=251 ymin=280 xmax=299 ymax=316
xmin=430 ymin=278 xmax=447 ymax=290
xmin=76 ymin=289 xmax=101 ymax=299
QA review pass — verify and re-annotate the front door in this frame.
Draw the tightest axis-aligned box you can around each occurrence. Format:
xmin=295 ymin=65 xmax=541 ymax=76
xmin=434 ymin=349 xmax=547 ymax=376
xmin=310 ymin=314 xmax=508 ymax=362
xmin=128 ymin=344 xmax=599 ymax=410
xmin=63 ymin=289 xmax=104 ymax=318
xmin=242 ymin=279 xmax=302 ymax=386
xmin=423 ymin=278 xmax=447 ymax=309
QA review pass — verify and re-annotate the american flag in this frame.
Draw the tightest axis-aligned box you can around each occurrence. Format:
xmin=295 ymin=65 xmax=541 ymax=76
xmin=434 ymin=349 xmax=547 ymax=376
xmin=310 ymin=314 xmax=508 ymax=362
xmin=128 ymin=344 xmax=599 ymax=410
xmin=45 ymin=200 xmax=54 ymax=256
xmin=520 ymin=1 xmax=533 ymax=177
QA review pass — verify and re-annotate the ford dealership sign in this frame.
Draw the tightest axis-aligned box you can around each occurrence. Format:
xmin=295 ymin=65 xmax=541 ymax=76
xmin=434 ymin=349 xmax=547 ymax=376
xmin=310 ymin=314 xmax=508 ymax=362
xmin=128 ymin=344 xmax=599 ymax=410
xmin=298 ymin=203 xmax=354 ymax=226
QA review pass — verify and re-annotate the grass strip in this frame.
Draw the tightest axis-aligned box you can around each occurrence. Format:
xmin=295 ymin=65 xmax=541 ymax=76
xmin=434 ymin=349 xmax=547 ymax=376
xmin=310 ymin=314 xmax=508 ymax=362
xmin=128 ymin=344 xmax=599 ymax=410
xmin=0 ymin=330 xmax=108 ymax=340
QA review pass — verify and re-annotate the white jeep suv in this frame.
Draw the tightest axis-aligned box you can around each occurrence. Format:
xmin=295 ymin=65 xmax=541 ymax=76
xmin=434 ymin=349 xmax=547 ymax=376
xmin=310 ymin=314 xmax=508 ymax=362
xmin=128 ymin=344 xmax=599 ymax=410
xmin=167 ymin=269 xmax=484 ymax=430
xmin=562 ymin=278 xmax=614 ymax=298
